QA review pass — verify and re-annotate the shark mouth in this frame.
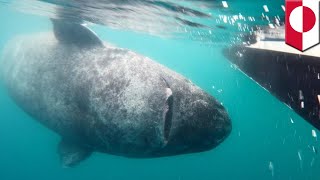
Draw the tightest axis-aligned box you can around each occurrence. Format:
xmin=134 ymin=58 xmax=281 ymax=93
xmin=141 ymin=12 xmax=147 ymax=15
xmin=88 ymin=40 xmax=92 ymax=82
xmin=162 ymin=77 xmax=173 ymax=143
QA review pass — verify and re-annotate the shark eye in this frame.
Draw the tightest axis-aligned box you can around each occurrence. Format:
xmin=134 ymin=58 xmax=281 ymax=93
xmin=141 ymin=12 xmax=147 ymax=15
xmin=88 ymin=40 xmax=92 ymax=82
xmin=161 ymin=76 xmax=173 ymax=143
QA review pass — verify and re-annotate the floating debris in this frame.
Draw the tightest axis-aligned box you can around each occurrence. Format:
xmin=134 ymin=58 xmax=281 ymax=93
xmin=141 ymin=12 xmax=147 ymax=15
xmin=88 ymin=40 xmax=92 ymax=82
xmin=217 ymin=89 xmax=223 ymax=93
xmin=222 ymin=1 xmax=228 ymax=8
xmin=263 ymin=5 xmax=269 ymax=12
xmin=239 ymin=13 xmax=244 ymax=20
xmin=299 ymin=90 xmax=304 ymax=100
xmin=281 ymin=5 xmax=285 ymax=11
xmin=230 ymin=64 xmax=238 ymax=70
xmin=290 ymin=117 xmax=294 ymax=124
xmin=268 ymin=161 xmax=274 ymax=177
xmin=310 ymin=157 xmax=315 ymax=167
xmin=268 ymin=24 xmax=275 ymax=29
xmin=298 ymin=151 xmax=302 ymax=161
xmin=223 ymin=15 xmax=228 ymax=23
xmin=312 ymin=129 xmax=317 ymax=138
xmin=317 ymin=95 xmax=320 ymax=105
xmin=265 ymin=16 xmax=270 ymax=21
xmin=312 ymin=146 xmax=317 ymax=154
xmin=297 ymin=151 xmax=303 ymax=170
xmin=274 ymin=18 xmax=280 ymax=26
xmin=300 ymin=101 xmax=304 ymax=109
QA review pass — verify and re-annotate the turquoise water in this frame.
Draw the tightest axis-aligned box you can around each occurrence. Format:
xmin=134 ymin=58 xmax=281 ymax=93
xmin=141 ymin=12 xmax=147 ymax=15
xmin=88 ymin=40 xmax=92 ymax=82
xmin=1 ymin=1 xmax=320 ymax=180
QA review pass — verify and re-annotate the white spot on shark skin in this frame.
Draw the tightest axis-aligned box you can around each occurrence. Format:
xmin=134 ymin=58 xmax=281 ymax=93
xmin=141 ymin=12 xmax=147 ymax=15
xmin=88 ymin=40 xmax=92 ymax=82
xmin=165 ymin=88 xmax=172 ymax=97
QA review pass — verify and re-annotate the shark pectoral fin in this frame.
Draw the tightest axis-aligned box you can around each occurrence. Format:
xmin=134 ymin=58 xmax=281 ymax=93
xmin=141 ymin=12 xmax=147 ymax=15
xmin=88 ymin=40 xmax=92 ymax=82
xmin=58 ymin=139 xmax=92 ymax=167
xmin=50 ymin=19 xmax=104 ymax=49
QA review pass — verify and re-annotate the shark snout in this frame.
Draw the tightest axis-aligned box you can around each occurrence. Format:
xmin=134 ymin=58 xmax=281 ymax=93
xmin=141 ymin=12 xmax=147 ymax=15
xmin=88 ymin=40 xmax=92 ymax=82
xmin=182 ymin=96 xmax=231 ymax=152
xmin=161 ymin=88 xmax=231 ymax=155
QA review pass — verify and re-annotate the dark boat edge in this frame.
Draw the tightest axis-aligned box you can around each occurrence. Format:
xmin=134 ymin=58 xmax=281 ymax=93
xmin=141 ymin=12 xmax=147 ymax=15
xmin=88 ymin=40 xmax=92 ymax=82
xmin=223 ymin=43 xmax=320 ymax=130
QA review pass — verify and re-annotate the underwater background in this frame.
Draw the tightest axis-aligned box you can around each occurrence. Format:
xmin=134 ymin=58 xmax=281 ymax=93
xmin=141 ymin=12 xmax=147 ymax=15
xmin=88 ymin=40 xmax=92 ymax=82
xmin=0 ymin=0 xmax=319 ymax=179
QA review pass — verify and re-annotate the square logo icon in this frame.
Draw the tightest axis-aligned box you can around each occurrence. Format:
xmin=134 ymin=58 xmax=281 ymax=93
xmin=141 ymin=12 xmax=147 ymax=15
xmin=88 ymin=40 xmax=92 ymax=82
xmin=285 ymin=0 xmax=320 ymax=51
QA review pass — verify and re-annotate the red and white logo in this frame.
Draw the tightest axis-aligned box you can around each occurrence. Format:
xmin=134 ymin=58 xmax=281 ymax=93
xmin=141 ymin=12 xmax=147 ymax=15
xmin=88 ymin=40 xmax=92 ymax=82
xmin=285 ymin=0 xmax=320 ymax=51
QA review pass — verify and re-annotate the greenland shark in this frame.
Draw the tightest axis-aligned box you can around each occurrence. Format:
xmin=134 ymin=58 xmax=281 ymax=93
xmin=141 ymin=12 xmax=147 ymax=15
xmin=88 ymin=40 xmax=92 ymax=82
xmin=0 ymin=19 xmax=231 ymax=167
